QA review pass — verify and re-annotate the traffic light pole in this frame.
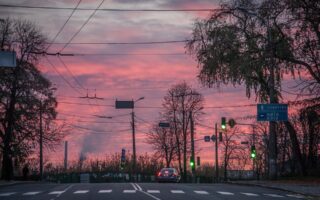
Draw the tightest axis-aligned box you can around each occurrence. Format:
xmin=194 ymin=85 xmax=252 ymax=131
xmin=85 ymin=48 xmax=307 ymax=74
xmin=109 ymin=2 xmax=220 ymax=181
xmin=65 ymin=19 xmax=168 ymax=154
xmin=215 ymin=123 xmax=219 ymax=182
xmin=131 ymin=111 xmax=136 ymax=180
xmin=190 ymin=111 xmax=195 ymax=182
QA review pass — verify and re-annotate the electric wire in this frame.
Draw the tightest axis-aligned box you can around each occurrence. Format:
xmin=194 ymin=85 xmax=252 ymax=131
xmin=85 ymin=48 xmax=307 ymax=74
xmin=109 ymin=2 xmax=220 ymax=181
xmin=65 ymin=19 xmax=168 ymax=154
xmin=46 ymin=40 xmax=193 ymax=45
xmin=57 ymin=56 xmax=86 ymax=90
xmin=45 ymin=56 xmax=83 ymax=95
xmin=0 ymin=4 xmax=217 ymax=12
xmin=59 ymin=0 xmax=106 ymax=53
xmin=46 ymin=0 xmax=82 ymax=52
xmin=45 ymin=52 xmax=187 ymax=56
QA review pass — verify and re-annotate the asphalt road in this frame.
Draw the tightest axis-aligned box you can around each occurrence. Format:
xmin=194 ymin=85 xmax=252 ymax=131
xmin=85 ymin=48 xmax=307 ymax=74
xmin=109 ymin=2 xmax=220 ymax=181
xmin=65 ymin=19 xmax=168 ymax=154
xmin=0 ymin=182 xmax=311 ymax=200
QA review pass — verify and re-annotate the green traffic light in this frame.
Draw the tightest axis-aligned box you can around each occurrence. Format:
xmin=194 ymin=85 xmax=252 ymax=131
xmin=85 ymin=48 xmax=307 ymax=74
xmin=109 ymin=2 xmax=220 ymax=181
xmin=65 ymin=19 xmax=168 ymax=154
xmin=250 ymin=145 xmax=256 ymax=159
xmin=221 ymin=117 xmax=226 ymax=130
xmin=190 ymin=162 xmax=194 ymax=167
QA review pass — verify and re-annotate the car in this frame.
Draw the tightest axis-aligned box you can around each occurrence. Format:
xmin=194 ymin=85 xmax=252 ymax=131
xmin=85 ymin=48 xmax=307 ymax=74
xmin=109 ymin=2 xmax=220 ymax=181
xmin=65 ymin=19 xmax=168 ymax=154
xmin=157 ymin=168 xmax=181 ymax=183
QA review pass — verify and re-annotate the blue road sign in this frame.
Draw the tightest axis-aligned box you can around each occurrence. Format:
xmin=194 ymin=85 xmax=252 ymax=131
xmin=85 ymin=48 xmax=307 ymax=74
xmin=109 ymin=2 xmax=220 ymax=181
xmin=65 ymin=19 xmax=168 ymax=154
xmin=115 ymin=100 xmax=134 ymax=109
xmin=257 ymin=104 xmax=288 ymax=121
xmin=204 ymin=136 xmax=211 ymax=142
xmin=159 ymin=122 xmax=170 ymax=127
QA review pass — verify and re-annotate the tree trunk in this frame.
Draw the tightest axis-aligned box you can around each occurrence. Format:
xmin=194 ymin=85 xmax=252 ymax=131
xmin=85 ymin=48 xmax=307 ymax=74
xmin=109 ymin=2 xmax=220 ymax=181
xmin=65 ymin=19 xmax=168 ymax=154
xmin=173 ymin=109 xmax=183 ymax=175
xmin=1 ymin=75 xmax=18 ymax=180
xmin=284 ymin=121 xmax=307 ymax=176
xmin=1 ymin=145 xmax=13 ymax=180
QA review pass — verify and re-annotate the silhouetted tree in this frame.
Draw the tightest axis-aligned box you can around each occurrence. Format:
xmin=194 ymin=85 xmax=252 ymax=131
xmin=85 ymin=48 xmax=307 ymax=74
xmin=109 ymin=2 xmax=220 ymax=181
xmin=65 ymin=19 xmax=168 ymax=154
xmin=0 ymin=18 xmax=59 ymax=180
xmin=162 ymin=82 xmax=204 ymax=181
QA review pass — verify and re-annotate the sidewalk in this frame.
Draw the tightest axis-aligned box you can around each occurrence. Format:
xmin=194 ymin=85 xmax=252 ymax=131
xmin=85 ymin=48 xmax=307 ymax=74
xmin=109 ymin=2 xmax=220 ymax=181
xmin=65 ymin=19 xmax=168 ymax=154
xmin=229 ymin=180 xmax=320 ymax=198
xmin=0 ymin=181 xmax=35 ymax=188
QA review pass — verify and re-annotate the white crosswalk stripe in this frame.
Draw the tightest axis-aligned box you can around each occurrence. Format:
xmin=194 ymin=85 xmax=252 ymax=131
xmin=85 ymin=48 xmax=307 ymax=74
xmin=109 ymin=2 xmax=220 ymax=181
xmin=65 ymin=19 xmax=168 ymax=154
xmin=74 ymin=190 xmax=89 ymax=194
xmin=49 ymin=191 xmax=65 ymax=195
xmin=217 ymin=191 xmax=234 ymax=195
xmin=264 ymin=193 xmax=284 ymax=198
xmin=241 ymin=192 xmax=259 ymax=196
xmin=171 ymin=190 xmax=185 ymax=194
xmin=23 ymin=191 xmax=41 ymax=195
xmin=0 ymin=192 xmax=16 ymax=196
xmin=194 ymin=190 xmax=209 ymax=194
xmin=147 ymin=190 xmax=160 ymax=193
xmin=286 ymin=194 xmax=305 ymax=199
xmin=98 ymin=190 xmax=112 ymax=193
xmin=123 ymin=190 xmax=136 ymax=193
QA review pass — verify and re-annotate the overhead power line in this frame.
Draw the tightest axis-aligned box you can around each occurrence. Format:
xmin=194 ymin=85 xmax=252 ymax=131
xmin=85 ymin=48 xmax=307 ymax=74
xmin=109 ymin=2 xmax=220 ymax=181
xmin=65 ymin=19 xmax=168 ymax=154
xmin=57 ymin=56 xmax=86 ymax=90
xmin=45 ymin=56 xmax=83 ymax=95
xmin=59 ymin=0 xmax=106 ymax=53
xmin=46 ymin=0 xmax=82 ymax=51
xmin=57 ymin=101 xmax=258 ymax=109
xmin=47 ymin=40 xmax=192 ymax=45
xmin=0 ymin=4 xmax=216 ymax=12
xmin=41 ymin=52 xmax=187 ymax=56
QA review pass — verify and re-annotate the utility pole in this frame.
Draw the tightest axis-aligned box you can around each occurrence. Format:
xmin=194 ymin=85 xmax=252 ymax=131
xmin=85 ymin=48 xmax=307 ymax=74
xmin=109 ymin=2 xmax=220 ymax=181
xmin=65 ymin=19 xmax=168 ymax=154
xmin=131 ymin=111 xmax=136 ymax=180
xmin=39 ymin=101 xmax=43 ymax=181
xmin=64 ymin=141 xmax=68 ymax=171
xmin=189 ymin=111 xmax=195 ymax=181
xmin=267 ymin=16 xmax=278 ymax=180
xmin=215 ymin=123 xmax=219 ymax=182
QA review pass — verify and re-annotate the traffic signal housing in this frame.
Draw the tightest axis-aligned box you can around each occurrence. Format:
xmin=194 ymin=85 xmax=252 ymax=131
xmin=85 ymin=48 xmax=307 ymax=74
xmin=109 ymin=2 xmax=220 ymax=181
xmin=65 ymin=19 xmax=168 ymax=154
xmin=221 ymin=117 xmax=226 ymax=130
xmin=250 ymin=145 xmax=256 ymax=159
xmin=120 ymin=148 xmax=126 ymax=170
xmin=190 ymin=156 xmax=195 ymax=170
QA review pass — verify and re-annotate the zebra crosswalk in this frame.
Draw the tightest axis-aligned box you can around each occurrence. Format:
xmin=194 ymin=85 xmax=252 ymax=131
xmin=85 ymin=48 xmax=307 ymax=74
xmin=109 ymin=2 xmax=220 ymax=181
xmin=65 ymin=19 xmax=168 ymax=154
xmin=0 ymin=189 xmax=307 ymax=199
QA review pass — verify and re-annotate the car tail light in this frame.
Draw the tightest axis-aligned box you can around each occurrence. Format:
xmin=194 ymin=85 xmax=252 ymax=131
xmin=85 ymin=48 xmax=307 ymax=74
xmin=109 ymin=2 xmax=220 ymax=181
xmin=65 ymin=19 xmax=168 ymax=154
xmin=158 ymin=172 xmax=161 ymax=177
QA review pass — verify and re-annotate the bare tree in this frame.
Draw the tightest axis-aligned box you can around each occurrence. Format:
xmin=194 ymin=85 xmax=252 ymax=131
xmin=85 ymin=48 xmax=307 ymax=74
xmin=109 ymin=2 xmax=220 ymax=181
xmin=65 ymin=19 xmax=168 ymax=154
xmin=146 ymin=124 xmax=176 ymax=167
xmin=162 ymin=82 xmax=204 ymax=181
xmin=220 ymin=127 xmax=243 ymax=180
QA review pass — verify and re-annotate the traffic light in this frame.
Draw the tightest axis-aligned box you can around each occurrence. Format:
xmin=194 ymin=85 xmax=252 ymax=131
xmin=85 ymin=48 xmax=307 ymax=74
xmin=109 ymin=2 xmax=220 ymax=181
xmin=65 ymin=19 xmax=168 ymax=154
xmin=120 ymin=148 xmax=126 ymax=170
xmin=190 ymin=156 xmax=195 ymax=169
xmin=221 ymin=117 xmax=226 ymax=130
xmin=250 ymin=145 xmax=256 ymax=159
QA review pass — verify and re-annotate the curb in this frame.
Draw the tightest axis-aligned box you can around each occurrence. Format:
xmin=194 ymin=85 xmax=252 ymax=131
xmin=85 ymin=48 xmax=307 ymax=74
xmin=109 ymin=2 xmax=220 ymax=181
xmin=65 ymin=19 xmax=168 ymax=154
xmin=226 ymin=181 xmax=320 ymax=199
xmin=0 ymin=181 xmax=37 ymax=188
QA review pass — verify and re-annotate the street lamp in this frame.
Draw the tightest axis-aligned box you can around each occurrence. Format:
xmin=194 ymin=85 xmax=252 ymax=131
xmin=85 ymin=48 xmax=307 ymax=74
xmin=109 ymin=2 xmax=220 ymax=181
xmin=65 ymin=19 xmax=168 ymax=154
xmin=131 ymin=96 xmax=145 ymax=178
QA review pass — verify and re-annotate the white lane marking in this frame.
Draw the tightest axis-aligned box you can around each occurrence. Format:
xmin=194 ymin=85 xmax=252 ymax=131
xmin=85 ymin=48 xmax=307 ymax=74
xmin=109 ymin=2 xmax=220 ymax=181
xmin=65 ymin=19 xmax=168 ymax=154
xmin=241 ymin=192 xmax=259 ymax=196
xmin=123 ymin=190 xmax=136 ymax=193
xmin=57 ymin=184 xmax=73 ymax=197
xmin=194 ymin=190 xmax=209 ymax=194
xmin=130 ymin=183 xmax=138 ymax=190
xmin=135 ymin=183 xmax=142 ymax=191
xmin=286 ymin=194 xmax=305 ymax=199
xmin=74 ymin=190 xmax=89 ymax=194
xmin=23 ymin=191 xmax=41 ymax=195
xmin=147 ymin=190 xmax=160 ymax=193
xmin=171 ymin=190 xmax=185 ymax=194
xmin=139 ymin=190 xmax=162 ymax=200
xmin=0 ymin=192 xmax=16 ymax=196
xmin=49 ymin=191 xmax=65 ymax=195
xmin=98 ymin=190 xmax=112 ymax=193
xmin=264 ymin=193 xmax=284 ymax=198
xmin=217 ymin=191 xmax=234 ymax=195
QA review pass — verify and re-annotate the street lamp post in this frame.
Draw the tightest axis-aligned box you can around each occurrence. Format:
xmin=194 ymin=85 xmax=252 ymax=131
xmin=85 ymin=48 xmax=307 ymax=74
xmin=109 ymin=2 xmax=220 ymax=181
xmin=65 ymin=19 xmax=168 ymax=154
xmin=131 ymin=97 xmax=144 ymax=180
xmin=115 ymin=97 xmax=144 ymax=181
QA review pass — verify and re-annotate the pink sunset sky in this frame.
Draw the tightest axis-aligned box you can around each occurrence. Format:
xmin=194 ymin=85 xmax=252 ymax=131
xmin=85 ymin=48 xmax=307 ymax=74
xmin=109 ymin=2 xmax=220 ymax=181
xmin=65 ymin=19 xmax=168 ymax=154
xmin=1 ymin=0 xmax=302 ymax=165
